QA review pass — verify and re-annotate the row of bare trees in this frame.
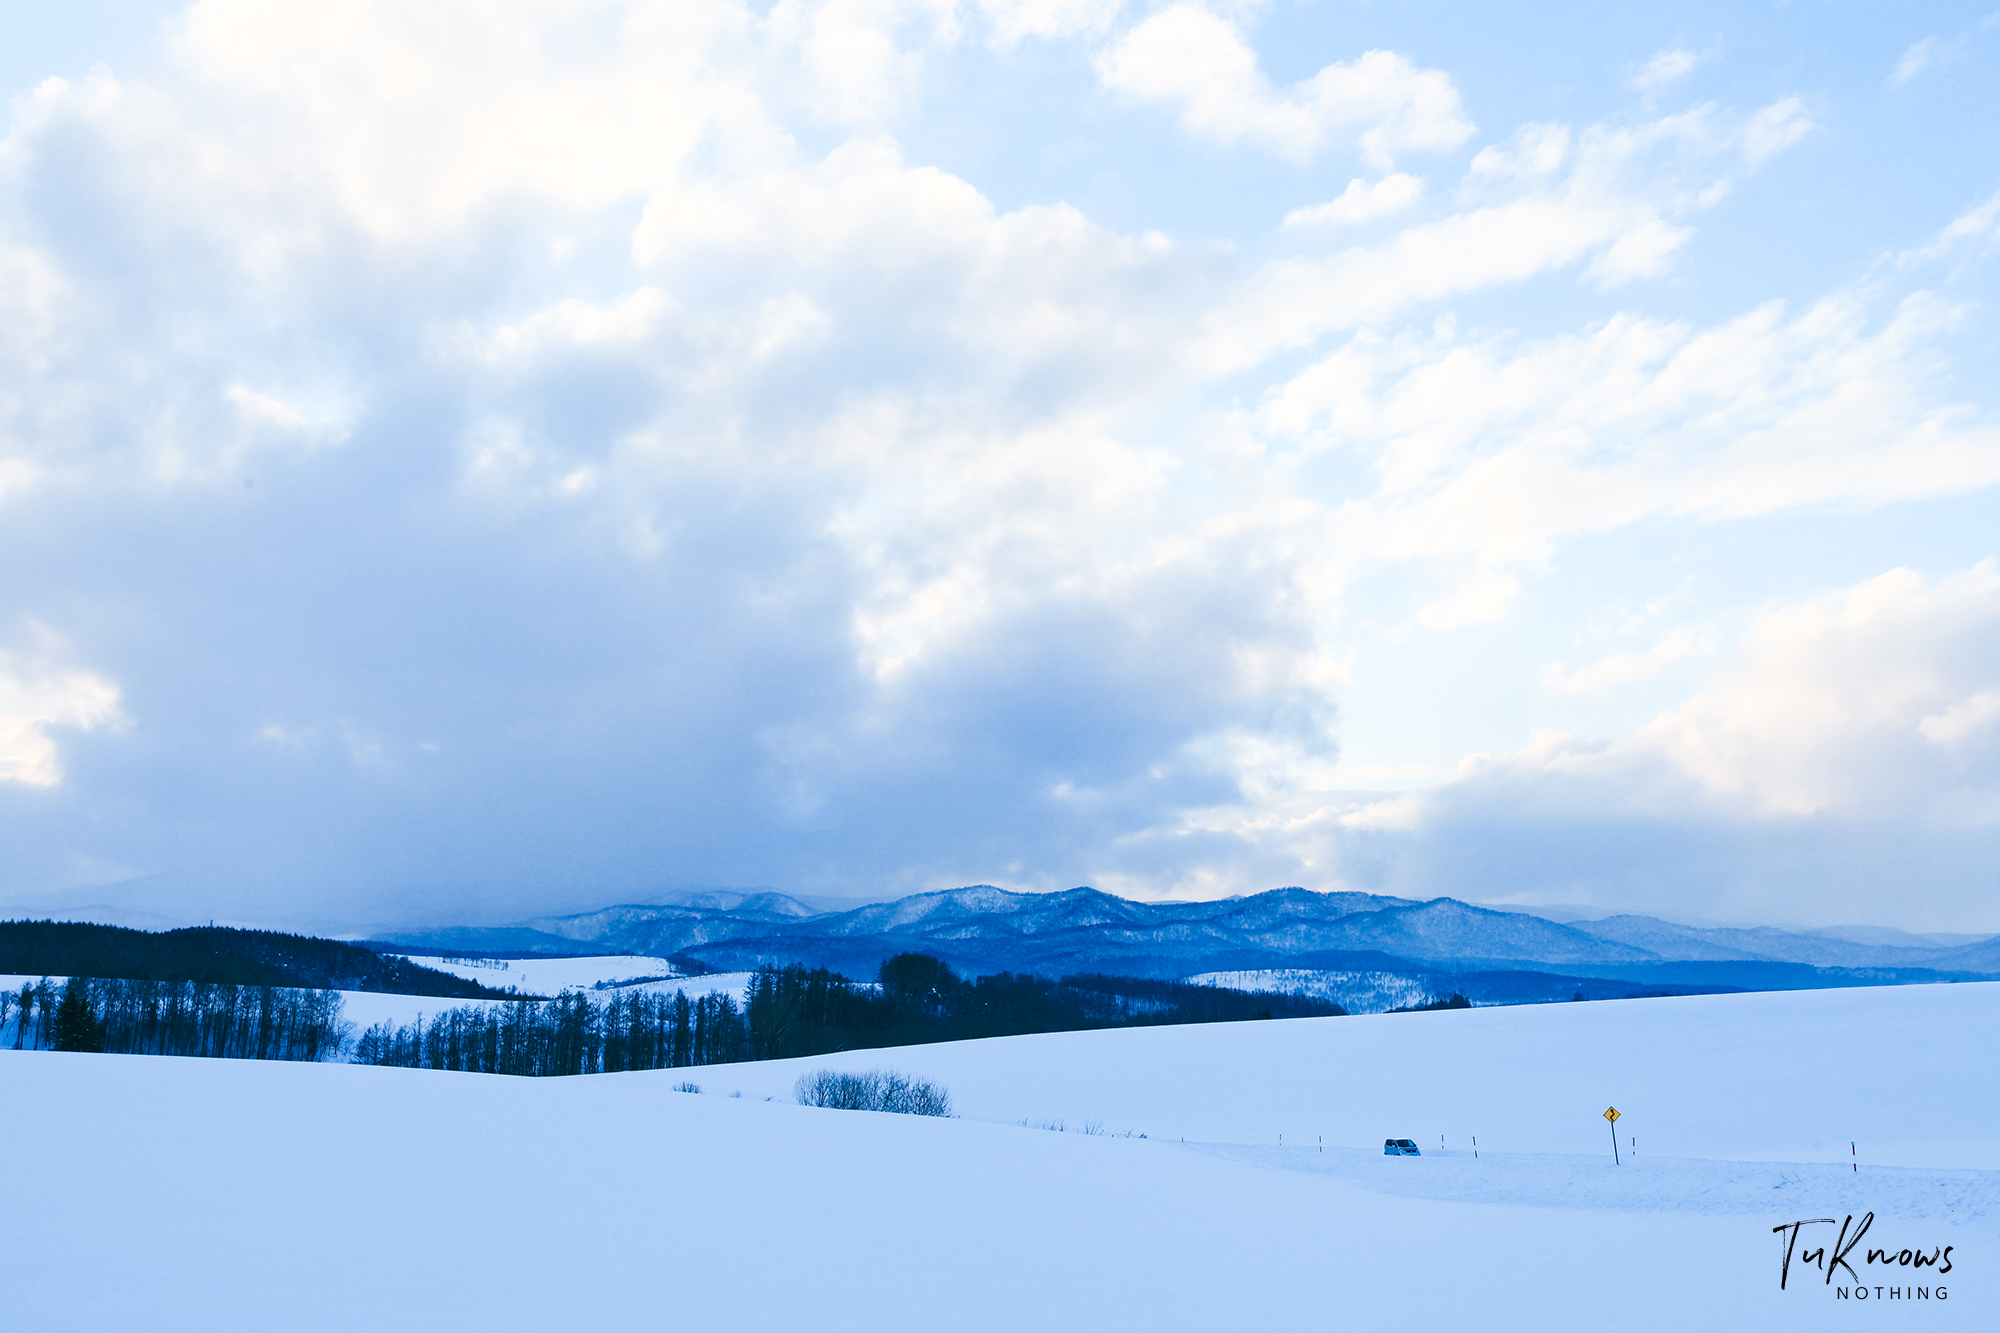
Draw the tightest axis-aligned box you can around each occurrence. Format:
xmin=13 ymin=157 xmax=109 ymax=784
xmin=5 ymin=976 xmax=348 ymax=1060
xmin=349 ymin=986 xmax=749 ymax=1076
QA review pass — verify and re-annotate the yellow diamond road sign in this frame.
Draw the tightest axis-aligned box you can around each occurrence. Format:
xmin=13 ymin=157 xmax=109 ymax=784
xmin=1604 ymin=1106 xmax=1621 ymax=1122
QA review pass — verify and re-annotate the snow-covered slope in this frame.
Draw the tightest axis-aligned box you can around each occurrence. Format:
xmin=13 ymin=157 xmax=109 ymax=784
xmin=6 ymin=983 xmax=1990 ymax=1330
xmin=1187 ymin=967 xmax=1435 ymax=1013
xmin=386 ymin=953 xmax=687 ymax=994
xmin=672 ymin=982 xmax=2000 ymax=1170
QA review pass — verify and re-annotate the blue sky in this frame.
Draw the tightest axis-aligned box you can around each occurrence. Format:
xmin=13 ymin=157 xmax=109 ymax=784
xmin=1 ymin=1 xmax=1997 ymax=932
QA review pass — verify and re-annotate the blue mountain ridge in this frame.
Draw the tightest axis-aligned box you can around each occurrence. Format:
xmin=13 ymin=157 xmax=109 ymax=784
xmin=374 ymin=885 xmax=2000 ymax=984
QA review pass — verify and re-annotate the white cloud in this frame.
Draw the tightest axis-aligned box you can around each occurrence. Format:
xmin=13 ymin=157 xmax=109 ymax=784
xmin=166 ymin=0 xmax=761 ymax=239
xmin=1415 ymin=567 xmax=1519 ymax=630
xmin=1468 ymin=123 xmax=1570 ymax=179
xmin=483 ymin=288 xmax=679 ymax=357
xmin=768 ymin=0 xmax=965 ymax=125
xmin=1920 ymin=690 xmax=2000 ymax=747
xmin=0 ymin=0 xmax=1995 ymax=926
xmin=1208 ymin=196 xmax=1634 ymax=367
xmin=1585 ymin=216 xmax=1692 ymax=286
xmin=976 ymin=0 xmax=1122 ymax=45
xmin=1422 ymin=564 xmax=2000 ymax=822
xmin=1892 ymin=36 xmax=1937 ymax=86
xmin=1938 ymin=190 xmax=2000 ymax=245
xmin=1906 ymin=189 xmax=2000 ymax=263
xmin=1282 ymin=174 xmax=1423 ymax=229
xmin=1203 ymin=101 xmax=1812 ymax=369
xmin=1096 ymin=4 xmax=1472 ymax=165
xmin=1245 ymin=563 xmax=2000 ymax=925
xmin=1740 ymin=96 xmax=1813 ymax=165
xmin=1634 ymin=564 xmax=2000 ymax=815
xmin=1542 ymin=625 xmax=1711 ymax=697
xmin=1630 ymin=48 xmax=1698 ymax=93
xmin=1889 ymin=15 xmax=2000 ymax=89
xmin=1259 ymin=288 xmax=2000 ymax=582
xmin=0 ymin=632 xmax=124 ymax=787
xmin=633 ymin=137 xmax=996 ymax=266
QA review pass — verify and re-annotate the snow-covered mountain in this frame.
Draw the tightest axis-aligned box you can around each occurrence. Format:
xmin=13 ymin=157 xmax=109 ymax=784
xmin=378 ymin=885 xmax=2000 ymax=982
xmin=1562 ymin=913 xmax=2000 ymax=972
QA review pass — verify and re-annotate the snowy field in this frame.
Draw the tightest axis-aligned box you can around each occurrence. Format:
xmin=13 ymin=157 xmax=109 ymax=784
xmin=385 ymin=952 xmax=693 ymax=994
xmin=339 ymin=970 xmax=754 ymax=1034
xmin=6 ymin=983 xmax=1992 ymax=1329
xmin=1189 ymin=967 xmax=1433 ymax=1013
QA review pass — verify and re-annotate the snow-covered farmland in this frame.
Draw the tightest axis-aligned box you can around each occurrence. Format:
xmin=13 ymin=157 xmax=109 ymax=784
xmin=1189 ymin=967 xmax=1434 ymax=1013
xmin=7 ymin=983 xmax=1992 ymax=1329
xmin=384 ymin=952 xmax=705 ymax=995
xmin=336 ymin=971 xmax=755 ymax=1035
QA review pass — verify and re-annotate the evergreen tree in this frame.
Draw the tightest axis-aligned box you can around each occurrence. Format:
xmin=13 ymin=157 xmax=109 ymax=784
xmin=52 ymin=977 xmax=105 ymax=1052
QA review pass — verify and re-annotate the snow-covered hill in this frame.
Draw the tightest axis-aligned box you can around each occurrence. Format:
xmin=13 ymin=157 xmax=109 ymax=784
xmin=6 ymin=982 xmax=1990 ymax=1330
xmin=664 ymin=981 xmax=2000 ymax=1169
xmin=333 ymin=970 xmax=756 ymax=1035
xmin=384 ymin=952 xmax=687 ymax=995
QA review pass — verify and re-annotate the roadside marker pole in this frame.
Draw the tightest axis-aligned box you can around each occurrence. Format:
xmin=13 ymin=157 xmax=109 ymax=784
xmin=1852 ymin=1141 xmax=1857 ymax=1173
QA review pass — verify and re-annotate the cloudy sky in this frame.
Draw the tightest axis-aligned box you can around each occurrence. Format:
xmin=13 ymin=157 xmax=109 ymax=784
xmin=2 ymin=1 xmax=1997 ymax=932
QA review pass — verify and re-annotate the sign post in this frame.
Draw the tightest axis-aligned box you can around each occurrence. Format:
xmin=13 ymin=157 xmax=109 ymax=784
xmin=1604 ymin=1106 xmax=1621 ymax=1164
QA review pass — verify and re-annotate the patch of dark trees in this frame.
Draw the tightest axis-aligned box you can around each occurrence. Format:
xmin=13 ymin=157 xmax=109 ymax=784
xmin=349 ymin=953 xmax=1345 ymax=1077
xmin=749 ymin=954 xmax=1346 ymax=1061
xmin=0 ymin=920 xmax=508 ymax=999
xmin=1389 ymin=991 xmax=1473 ymax=1013
xmin=6 ymin=975 xmax=347 ymax=1060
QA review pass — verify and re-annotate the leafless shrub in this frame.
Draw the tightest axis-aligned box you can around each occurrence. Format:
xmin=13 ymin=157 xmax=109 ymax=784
xmin=795 ymin=1068 xmax=953 ymax=1116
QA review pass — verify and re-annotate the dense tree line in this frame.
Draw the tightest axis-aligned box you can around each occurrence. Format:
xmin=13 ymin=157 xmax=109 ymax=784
xmin=0 ymin=920 xmax=504 ymax=998
xmin=744 ymin=953 xmax=1346 ymax=1060
xmin=4 ymin=951 xmax=1344 ymax=1078
xmin=342 ymin=954 xmax=1344 ymax=1078
xmin=346 ymin=948 xmax=1344 ymax=1072
xmin=7 ymin=975 xmax=348 ymax=1060
xmin=350 ymin=987 xmax=748 ymax=1075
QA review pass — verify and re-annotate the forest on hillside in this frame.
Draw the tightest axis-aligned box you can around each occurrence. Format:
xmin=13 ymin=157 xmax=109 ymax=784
xmin=0 ymin=921 xmax=506 ymax=998
xmin=350 ymin=953 xmax=1345 ymax=1076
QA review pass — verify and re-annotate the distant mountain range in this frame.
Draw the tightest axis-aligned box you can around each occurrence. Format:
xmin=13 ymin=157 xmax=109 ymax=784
xmin=373 ymin=885 xmax=2000 ymax=987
